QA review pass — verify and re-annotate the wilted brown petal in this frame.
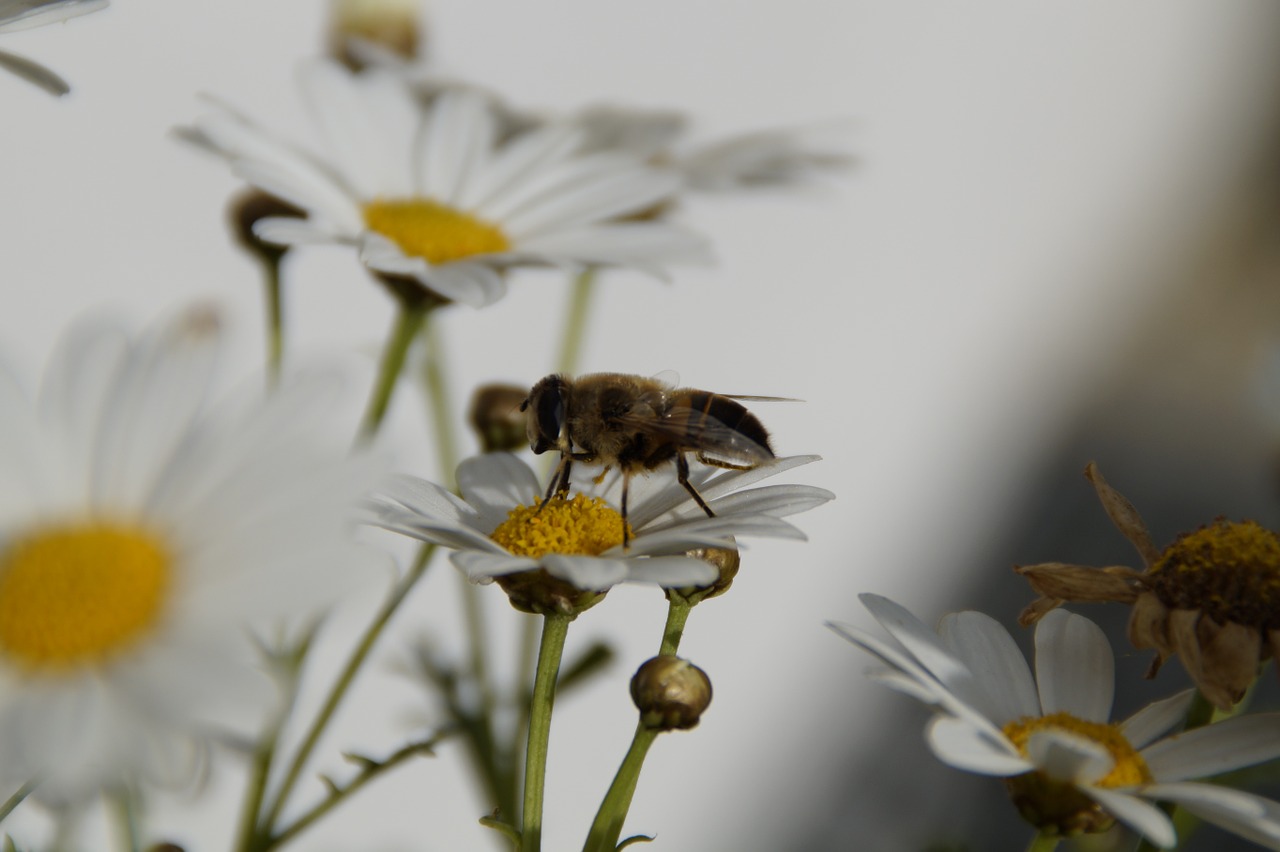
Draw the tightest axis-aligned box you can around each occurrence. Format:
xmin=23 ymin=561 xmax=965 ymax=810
xmin=1015 ymin=563 xmax=1141 ymax=603
xmin=1197 ymin=619 xmax=1260 ymax=710
xmin=1084 ymin=462 xmax=1160 ymax=568
xmin=1168 ymin=608 xmax=1206 ymax=689
xmin=1128 ymin=592 xmax=1172 ymax=654
xmin=1018 ymin=596 xmax=1064 ymax=627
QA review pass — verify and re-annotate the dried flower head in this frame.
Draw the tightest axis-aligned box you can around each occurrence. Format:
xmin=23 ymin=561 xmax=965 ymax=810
xmin=1017 ymin=462 xmax=1280 ymax=709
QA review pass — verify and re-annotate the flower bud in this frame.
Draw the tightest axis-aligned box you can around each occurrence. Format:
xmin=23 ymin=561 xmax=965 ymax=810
xmin=328 ymin=0 xmax=422 ymax=71
xmin=227 ymin=190 xmax=304 ymax=262
xmin=468 ymin=383 xmax=530 ymax=453
xmin=630 ymin=656 xmax=712 ymax=731
xmin=668 ymin=541 xmax=740 ymax=605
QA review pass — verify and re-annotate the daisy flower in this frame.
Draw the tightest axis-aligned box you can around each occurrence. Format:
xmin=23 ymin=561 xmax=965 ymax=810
xmin=364 ymin=453 xmax=831 ymax=614
xmin=1016 ymin=461 xmax=1280 ymax=710
xmin=185 ymin=60 xmax=708 ymax=308
xmin=0 ymin=0 xmax=106 ymax=96
xmin=570 ymin=104 xmax=854 ymax=192
xmin=0 ymin=309 xmax=376 ymax=803
xmin=831 ymin=595 xmax=1280 ymax=849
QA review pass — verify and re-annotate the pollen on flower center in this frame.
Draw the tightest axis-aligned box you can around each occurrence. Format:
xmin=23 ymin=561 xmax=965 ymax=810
xmin=1147 ymin=520 xmax=1280 ymax=630
xmin=491 ymin=495 xmax=630 ymax=559
xmin=363 ymin=197 xmax=510 ymax=264
xmin=0 ymin=522 xmax=172 ymax=670
xmin=1003 ymin=712 xmax=1152 ymax=788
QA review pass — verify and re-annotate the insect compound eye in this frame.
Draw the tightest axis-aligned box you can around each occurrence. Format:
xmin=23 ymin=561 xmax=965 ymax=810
xmin=526 ymin=376 xmax=566 ymax=454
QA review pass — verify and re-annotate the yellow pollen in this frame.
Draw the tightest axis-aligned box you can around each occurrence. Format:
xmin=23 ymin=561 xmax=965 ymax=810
xmin=363 ymin=198 xmax=510 ymax=264
xmin=0 ymin=522 xmax=171 ymax=670
xmin=491 ymin=495 xmax=631 ymax=559
xmin=1148 ymin=519 xmax=1280 ymax=629
xmin=1003 ymin=712 xmax=1152 ymax=788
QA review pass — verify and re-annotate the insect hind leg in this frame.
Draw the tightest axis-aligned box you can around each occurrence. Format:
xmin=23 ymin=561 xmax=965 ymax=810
xmin=677 ymin=454 xmax=716 ymax=518
xmin=695 ymin=451 xmax=755 ymax=471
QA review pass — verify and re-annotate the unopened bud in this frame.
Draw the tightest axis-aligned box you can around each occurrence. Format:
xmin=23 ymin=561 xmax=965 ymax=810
xmin=630 ymin=656 xmax=712 ymax=731
xmin=227 ymin=189 xmax=304 ymax=261
xmin=469 ymin=383 xmax=530 ymax=453
xmin=328 ymin=0 xmax=422 ymax=70
xmin=668 ymin=541 xmax=740 ymax=605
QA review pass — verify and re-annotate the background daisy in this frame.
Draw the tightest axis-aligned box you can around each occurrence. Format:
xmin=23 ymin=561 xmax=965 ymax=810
xmin=833 ymin=596 xmax=1280 ymax=849
xmin=188 ymin=60 xmax=708 ymax=308
xmin=0 ymin=309 xmax=377 ymax=804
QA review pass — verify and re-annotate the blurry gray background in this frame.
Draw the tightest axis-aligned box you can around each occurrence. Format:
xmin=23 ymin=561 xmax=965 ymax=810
xmin=5 ymin=1 xmax=1280 ymax=849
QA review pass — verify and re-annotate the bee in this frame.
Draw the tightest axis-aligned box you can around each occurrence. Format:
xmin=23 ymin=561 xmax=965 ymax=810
xmin=520 ymin=372 xmax=781 ymax=543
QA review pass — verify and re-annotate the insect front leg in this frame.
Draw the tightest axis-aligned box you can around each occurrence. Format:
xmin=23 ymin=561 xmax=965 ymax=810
xmin=677 ymin=453 xmax=716 ymax=518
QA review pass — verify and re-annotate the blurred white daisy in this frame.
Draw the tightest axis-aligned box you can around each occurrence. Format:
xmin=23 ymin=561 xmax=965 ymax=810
xmin=0 ymin=0 xmax=106 ymax=96
xmin=185 ymin=60 xmax=708 ymax=308
xmin=364 ymin=453 xmax=831 ymax=611
xmin=571 ymin=105 xmax=854 ymax=192
xmin=831 ymin=596 xmax=1280 ymax=849
xmin=0 ymin=309 xmax=376 ymax=804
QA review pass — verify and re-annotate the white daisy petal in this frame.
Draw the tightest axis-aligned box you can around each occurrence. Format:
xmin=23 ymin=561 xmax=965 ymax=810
xmin=232 ymin=157 xmax=363 ymax=234
xmin=373 ymin=473 xmax=474 ymax=524
xmin=251 ymin=216 xmax=344 ymax=246
xmin=542 ymin=554 xmax=629 ymax=590
xmin=924 ymin=715 xmax=1028 ymax=776
xmin=621 ymin=556 xmax=717 ymax=588
xmin=1119 ymin=689 xmax=1195 ymax=750
xmin=451 ymin=550 xmax=537 ymax=582
xmin=1081 ymin=787 xmax=1177 ymax=849
xmin=1025 ymin=727 xmax=1114 ymax=785
xmin=502 ymin=165 xmax=681 ymax=238
xmin=859 ymin=594 xmax=989 ymax=712
xmin=456 ymin=454 xmax=541 ymax=528
xmin=1144 ymin=783 xmax=1280 ymax=850
xmin=517 ymin=222 xmax=711 ymax=268
xmin=415 ymin=89 xmax=495 ymax=204
xmin=0 ymin=0 xmax=106 ymax=33
xmin=460 ymin=122 xmax=583 ymax=211
xmin=1034 ymin=609 xmax=1113 ymax=722
xmin=1141 ymin=713 xmax=1280 ymax=781
xmin=938 ymin=610 xmax=1039 ymax=724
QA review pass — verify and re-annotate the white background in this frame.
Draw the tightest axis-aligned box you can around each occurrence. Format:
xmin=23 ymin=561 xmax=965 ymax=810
xmin=4 ymin=1 xmax=1280 ymax=850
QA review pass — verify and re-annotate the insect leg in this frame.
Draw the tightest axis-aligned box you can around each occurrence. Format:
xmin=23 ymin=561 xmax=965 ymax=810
xmin=621 ymin=471 xmax=632 ymax=549
xmin=677 ymin=453 xmax=716 ymax=518
xmin=538 ymin=455 xmax=574 ymax=512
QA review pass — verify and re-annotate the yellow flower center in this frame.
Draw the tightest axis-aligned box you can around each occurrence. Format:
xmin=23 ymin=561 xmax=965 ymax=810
xmin=363 ymin=198 xmax=510 ymax=264
xmin=1147 ymin=520 xmax=1280 ymax=629
xmin=1003 ymin=712 xmax=1152 ymax=788
xmin=491 ymin=495 xmax=630 ymax=558
xmin=0 ymin=522 xmax=172 ymax=670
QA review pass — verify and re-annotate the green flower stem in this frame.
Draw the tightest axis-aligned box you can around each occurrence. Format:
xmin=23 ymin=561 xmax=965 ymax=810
xmin=581 ymin=722 xmax=659 ymax=852
xmin=356 ymin=299 xmax=431 ymax=445
xmin=263 ymin=253 xmax=284 ymax=386
xmin=235 ymin=629 xmax=315 ymax=852
xmin=0 ymin=781 xmax=34 ymax=824
xmin=580 ymin=598 xmax=693 ymax=851
xmin=109 ymin=788 xmax=141 ymax=852
xmin=1024 ymin=830 xmax=1059 ymax=852
xmin=265 ymin=735 xmax=445 ymax=851
xmin=555 ymin=267 xmax=598 ymax=375
xmin=259 ymin=545 xmax=436 ymax=838
xmin=659 ymin=598 xmax=692 ymax=657
xmin=521 ymin=613 xmax=573 ymax=852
